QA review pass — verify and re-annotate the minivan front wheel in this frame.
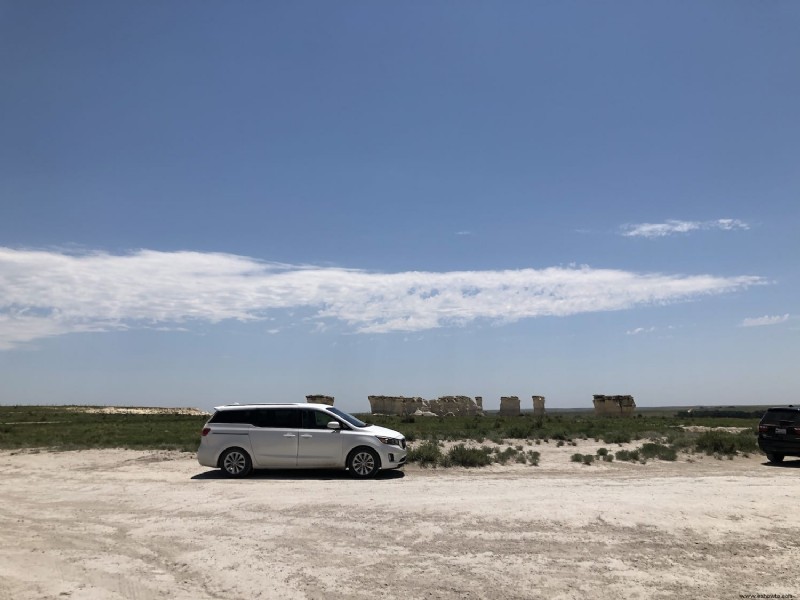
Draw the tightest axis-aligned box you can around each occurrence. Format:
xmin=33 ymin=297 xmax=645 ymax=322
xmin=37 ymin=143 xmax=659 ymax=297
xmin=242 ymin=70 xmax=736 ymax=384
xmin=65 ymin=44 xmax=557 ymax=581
xmin=766 ymin=453 xmax=785 ymax=464
xmin=348 ymin=448 xmax=380 ymax=479
xmin=220 ymin=448 xmax=253 ymax=478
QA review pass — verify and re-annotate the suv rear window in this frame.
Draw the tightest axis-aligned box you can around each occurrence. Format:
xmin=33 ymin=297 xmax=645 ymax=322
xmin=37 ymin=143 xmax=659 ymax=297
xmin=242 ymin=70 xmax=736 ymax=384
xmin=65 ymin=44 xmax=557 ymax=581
xmin=760 ymin=409 xmax=800 ymax=425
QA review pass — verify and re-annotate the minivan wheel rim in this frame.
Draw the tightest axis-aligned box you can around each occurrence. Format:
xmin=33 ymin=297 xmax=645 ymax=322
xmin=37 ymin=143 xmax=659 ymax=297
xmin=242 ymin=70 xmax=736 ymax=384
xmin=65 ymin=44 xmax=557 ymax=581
xmin=353 ymin=452 xmax=374 ymax=476
xmin=224 ymin=452 xmax=246 ymax=474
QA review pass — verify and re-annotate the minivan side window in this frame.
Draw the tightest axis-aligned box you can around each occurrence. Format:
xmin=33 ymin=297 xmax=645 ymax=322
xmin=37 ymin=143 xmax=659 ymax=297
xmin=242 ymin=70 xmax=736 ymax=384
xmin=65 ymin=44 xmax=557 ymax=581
xmin=254 ymin=408 xmax=301 ymax=429
xmin=303 ymin=409 xmax=339 ymax=429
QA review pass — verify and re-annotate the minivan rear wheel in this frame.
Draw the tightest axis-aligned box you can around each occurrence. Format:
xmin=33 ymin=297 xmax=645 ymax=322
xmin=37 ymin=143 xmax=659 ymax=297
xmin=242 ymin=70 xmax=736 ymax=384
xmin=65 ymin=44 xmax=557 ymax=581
xmin=220 ymin=448 xmax=253 ymax=478
xmin=766 ymin=453 xmax=785 ymax=464
xmin=347 ymin=448 xmax=380 ymax=479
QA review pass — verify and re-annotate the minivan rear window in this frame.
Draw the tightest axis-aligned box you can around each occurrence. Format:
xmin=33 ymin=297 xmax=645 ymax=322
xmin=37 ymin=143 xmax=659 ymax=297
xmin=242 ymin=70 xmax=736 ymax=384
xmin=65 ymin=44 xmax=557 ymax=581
xmin=210 ymin=409 xmax=256 ymax=425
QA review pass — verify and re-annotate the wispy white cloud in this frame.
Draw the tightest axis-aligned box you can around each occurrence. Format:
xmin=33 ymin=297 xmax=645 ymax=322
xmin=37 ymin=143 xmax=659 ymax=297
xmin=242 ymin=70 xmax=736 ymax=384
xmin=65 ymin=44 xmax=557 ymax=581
xmin=626 ymin=326 xmax=657 ymax=336
xmin=715 ymin=219 xmax=750 ymax=231
xmin=740 ymin=314 xmax=790 ymax=328
xmin=0 ymin=247 xmax=764 ymax=349
xmin=621 ymin=219 xmax=749 ymax=238
xmin=455 ymin=230 xmax=473 ymax=236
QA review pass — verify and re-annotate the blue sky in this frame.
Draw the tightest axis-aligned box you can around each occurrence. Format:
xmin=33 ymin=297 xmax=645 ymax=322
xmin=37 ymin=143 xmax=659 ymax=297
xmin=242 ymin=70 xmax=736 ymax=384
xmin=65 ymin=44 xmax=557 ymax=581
xmin=1 ymin=2 xmax=798 ymax=412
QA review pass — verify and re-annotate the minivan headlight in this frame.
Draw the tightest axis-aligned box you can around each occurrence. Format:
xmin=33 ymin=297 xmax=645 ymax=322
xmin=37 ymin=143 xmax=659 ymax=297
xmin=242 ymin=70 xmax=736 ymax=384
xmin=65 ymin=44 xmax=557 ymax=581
xmin=376 ymin=436 xmax=400 ymax=446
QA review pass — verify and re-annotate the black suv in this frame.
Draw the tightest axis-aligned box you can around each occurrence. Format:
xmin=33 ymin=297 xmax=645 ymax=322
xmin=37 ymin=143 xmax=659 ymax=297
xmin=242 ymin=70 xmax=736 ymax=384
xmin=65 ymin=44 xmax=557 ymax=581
xmin=758 ymin=407 xmax=800 ymax=463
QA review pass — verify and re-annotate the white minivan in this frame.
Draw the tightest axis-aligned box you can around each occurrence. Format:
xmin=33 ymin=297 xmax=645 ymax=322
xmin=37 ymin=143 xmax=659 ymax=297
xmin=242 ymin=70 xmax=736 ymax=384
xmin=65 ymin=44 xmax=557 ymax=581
xmin=197 ymin=403 xmax=407 ymax=478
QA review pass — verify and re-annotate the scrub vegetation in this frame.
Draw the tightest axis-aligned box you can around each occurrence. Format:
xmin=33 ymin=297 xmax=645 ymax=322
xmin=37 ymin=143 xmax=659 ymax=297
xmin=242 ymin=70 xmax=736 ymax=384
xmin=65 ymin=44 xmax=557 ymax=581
xmin=0 ymin=406 xmax=761 ymax=466
xmin=407 ymin=441 xmax=542 ymax=468
xmin=377 ymin=412 xmax=762 ymax=467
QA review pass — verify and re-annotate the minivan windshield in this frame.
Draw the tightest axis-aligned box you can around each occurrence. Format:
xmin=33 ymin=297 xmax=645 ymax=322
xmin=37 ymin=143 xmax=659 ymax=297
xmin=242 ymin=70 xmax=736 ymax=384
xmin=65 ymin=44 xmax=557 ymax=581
xmin=327 ymin=407 xmax=368 ymax=428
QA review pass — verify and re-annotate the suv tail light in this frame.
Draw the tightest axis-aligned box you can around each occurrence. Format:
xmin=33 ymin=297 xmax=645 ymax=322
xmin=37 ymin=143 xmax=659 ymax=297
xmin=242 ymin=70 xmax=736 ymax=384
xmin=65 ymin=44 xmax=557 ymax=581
xmin=201 ymin=427 xmax=210 ymax=437
xmin=759 ymin=425 xmax=800 ymax=434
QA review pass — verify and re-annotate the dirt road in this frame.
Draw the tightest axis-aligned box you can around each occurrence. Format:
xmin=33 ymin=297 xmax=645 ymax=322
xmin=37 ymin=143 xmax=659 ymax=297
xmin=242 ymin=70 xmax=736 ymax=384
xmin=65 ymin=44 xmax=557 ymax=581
xmin=1 ymin=446 xmax=797 ymax=600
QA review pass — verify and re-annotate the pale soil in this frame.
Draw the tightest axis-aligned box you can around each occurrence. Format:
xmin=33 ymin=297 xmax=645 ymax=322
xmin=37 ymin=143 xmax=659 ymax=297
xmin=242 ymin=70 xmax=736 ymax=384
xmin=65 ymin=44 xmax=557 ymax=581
xmin=1 ymin=444 xmax=798 ymax=600
xmin=64 ymin=407 xmax=209 ymax=416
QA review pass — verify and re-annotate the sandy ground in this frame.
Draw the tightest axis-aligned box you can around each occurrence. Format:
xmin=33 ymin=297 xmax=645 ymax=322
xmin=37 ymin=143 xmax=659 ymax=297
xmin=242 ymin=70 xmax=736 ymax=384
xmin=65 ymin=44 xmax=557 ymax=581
xmin=1 ymin=443 xmax=798 ymax=600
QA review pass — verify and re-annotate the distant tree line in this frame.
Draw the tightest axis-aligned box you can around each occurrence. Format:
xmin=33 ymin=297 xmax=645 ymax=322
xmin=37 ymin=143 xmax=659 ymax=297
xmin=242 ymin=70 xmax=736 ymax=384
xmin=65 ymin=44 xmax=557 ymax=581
xmin=675 ymin=409 xmax=765 ymax=419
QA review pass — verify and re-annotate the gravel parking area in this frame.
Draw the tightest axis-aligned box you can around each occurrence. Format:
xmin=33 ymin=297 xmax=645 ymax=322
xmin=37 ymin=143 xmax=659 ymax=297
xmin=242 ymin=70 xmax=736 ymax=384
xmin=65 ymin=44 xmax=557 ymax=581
xmin=1 ymin=446 xmax=798 ymax=600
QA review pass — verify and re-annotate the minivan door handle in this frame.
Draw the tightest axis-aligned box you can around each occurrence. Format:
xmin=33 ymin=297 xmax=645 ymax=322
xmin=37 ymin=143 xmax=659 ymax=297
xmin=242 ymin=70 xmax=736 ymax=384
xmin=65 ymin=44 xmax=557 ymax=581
xmin=283 ymin=433 xmax=297 ymax=438
xmin=300 ymin=434 xmax=313 ymax=438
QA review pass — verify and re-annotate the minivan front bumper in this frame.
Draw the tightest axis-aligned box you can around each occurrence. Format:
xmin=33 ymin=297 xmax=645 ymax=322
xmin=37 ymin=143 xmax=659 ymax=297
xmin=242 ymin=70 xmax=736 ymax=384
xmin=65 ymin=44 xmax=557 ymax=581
xmin=376 ymin=445 xmax=408 ymax=470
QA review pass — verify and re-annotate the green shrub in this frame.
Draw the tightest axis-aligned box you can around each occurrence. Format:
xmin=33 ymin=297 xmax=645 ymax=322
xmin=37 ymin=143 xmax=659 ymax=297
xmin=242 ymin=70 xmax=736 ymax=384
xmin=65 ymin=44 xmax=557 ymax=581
xmin=505 ymin=424 xmax=534 ymax=439
xmin=526 ymin=451 xmax=541 ymax=466
xmin=602 ymin=454 xmax=614 ymax=463
xmin=582 ymin=454 xmax=594 ymax=465
xmin=603 ymin=431 xmax=632 ymax=444
xmin=408 ymin=440 xmax=442 ymax=467
xmin=571 ymin=453 xmax=584 ymax=463
xmin=639 ymin=442 xmax=678 ymax=461
xmin=615 ymin=449 xmax=640 ymax=462
xmin=597 ymin=447 xmax=608 ymax=456
xmin=694 ymin=430 xmax=757 ymax=456
xmin=664 ymin=430 xmax=693 ymax=451
xmin=445 ymin=444 xmax=494 ymax=468
xmin=495 ymin=447 xmax=519 ymax=465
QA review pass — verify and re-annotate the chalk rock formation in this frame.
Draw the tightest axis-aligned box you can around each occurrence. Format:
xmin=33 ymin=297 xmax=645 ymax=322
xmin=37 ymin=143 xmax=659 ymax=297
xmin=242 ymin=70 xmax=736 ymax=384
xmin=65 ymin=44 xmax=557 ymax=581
xmin=499 ymin=396 xmax=521 ymax=416
xmin=368 ymin=396 xmax=424 ymax=416
xmin=412 ymin=409 xmax=438 ymax=417
xmin=592 ymin=395 xmax=636 ymax=417
xmin=429 ymin=396 xmax=483 ymax=416
xmin=532 ymin=395 xmax=545 ymax=417
xmin=368 ymin=395 xmax=483 ymax=417
xmin=306 ymin=394 xmax=334 ymax=406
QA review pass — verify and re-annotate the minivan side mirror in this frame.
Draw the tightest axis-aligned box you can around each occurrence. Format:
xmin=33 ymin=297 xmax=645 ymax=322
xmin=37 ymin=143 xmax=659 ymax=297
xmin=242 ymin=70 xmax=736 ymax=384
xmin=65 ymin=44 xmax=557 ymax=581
xmin=326 ymin=421 xmax=341 ymax=430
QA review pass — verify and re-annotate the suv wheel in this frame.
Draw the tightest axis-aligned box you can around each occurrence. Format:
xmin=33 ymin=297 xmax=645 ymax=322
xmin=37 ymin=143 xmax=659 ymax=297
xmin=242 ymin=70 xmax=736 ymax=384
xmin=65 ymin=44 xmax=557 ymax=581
xmin=220 ymin=448 xmax=253 ymax=478
xmin=348 ymin=448 xmax=380 ymax=479
xmin=766 ymin=453 xmax=785 ymax=464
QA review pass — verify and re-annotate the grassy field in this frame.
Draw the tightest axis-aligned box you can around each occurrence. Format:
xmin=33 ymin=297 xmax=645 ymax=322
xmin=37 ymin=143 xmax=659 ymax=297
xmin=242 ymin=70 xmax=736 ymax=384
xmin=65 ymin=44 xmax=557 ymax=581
xmin=0 ymin=406 xmax=207 ymax=453
xmin=0 ymin=405 xmax=763 ymax=462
